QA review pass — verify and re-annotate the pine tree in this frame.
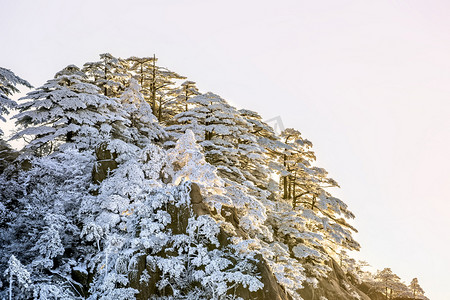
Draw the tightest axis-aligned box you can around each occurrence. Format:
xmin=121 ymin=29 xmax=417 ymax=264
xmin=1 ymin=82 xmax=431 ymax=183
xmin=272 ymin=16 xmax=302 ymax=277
xmin=374 ymin=268 xmax=402 ymax=299
xmin=167 ymin=129 xmax=223 ymax=191
xmin=279 ymin=128 xmax=315 ymax=201
xmin=238 ymin=108 xmax=285 ymax=194
xmin=165 ymin=80 xmax=200 ymax=119
xmin=166 ymin=93 xmax=272 ymax=242
xmin=409 ymin=278 xmax=426 ymax=299
xmin=279 ymin=128 xmax=359 ymax=252
xmin=0 ymin=67 xmax=32 ymax=136
xmin=126 ymin=56 xmax=155 ymax=105
xmin=127 ymin=55 xmax=185 ymax=122
xmin=167 ymin=92 xmax=260 ymax=186
xmin=5 ymin=255 xmax=31 ymax=300
xmin=119 ymin=78 xmax=167 ymax=146
xmin=82 ymin=53 xmax=129 ymax=98
xmin=12 ymin=65 xmax=129 ymax=154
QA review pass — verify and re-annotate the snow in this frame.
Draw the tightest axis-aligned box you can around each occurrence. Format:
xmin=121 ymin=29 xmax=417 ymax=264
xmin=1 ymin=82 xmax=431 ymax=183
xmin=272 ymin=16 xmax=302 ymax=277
xmin=0 ymin=56 xmax=424 ymax=300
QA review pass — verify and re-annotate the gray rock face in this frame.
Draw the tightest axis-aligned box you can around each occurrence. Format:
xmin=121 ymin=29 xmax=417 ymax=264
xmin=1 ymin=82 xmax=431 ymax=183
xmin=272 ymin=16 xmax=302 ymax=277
xmin=299 ymin=258 xmax=371 ymax=300
xmin=91 ymin=143 xmax=118 ymax=184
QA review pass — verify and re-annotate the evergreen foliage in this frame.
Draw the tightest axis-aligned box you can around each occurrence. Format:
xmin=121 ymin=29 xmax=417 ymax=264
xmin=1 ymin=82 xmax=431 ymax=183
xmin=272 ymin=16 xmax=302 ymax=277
xmin=82 ymin=53 xmax=129 ymax=98
xmin=0 ymin=67 xmax=32 ymax=136
xmin=12 ymin=65 xmax=130 ymax=154
xmin=0 ymin=58 xmax=428 ymax=300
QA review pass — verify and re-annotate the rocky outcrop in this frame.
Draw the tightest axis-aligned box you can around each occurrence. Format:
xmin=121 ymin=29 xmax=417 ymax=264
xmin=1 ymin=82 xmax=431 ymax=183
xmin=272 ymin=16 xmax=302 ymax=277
xmin=299 ymin=258 xmax=371 ymax=300
xmin=91 ymin=143 xmax=118 ymax=184
xmin=357 ymin=282 xmax=386 ymax=300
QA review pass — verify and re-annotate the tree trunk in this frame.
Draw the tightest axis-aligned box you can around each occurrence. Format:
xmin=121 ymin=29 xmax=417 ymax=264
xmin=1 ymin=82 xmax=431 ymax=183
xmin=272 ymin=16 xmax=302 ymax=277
xmin=292 ymin=173 xmax=297 ymax=207
xmin=288 ymin=176 xmax=292 ymax=199
xmin=151 ymin=54 xmax=157 ymax=113
xmin=185 ymin=88 xmax=189 ymax=111
xmin=104 ymin=65 xmax=108 ymax=96
xmin=158 ymin=97 xmax=162 ymax=122
xmin=140 ymin=64 xmax=144 ymax=87
xmin=283 ymin=154 xmax=288 ymax=199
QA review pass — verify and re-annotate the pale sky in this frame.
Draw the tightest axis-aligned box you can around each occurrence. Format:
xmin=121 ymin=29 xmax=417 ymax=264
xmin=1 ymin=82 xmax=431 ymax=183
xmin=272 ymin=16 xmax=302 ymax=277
xmin=1 ymin=1 xmax=449 ymax=299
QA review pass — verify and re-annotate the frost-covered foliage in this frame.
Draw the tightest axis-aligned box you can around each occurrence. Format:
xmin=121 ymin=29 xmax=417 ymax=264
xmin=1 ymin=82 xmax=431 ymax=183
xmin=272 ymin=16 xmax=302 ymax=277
xmin=353 ymin=267 xmax=430 ymax=300
xmin=5 ymin=255 xmax=31 ymax=300
xmin=165 ymin=80 xmax=200 ymax=120
xmin=1 ymin=130 xmax=264 ymax=299
xmin=0 ymin=66 xmax=32 ymax=136
xmin=1 ymin=54 xmax=427 ymax=300
xmin=408 ymin=278 xmax=427 ymax=300
xmin=0 ymin=146 xmax=94 ymax=299
xmin=12 ymin=65 xmax=130 ymax=154
xmin=166 ymin=93 xmax=266 ymax=187
xmin=279 ymin=129 xmax=359 ymax=247
xmin=166 ymin=92 xmax=360 ymax=296
xmin=262 ymin=200 xmax=329 ymax=299
xmin=82 ymin=53 xmax=129 ymax=98
xmin=167 ymin=128 xmax=271 ymax=244
xmin=77 ymin=140 xmax=263 ymax=299
xmin=370 ymin=268 xmax=430 ymax=300
xmin=167 ymin=129 xmax=224 ymax=195
xmin=120 ymin=78 xmax=167 ymax=146
xmin=125 ymin=55 xmax=186 ymax=122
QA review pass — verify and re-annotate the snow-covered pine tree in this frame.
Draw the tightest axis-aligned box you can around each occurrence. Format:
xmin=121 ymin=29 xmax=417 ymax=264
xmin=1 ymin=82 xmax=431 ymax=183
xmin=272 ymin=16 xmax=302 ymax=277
xmin=119 ymin=78 xmax=167 ymax=146
xmin=127 ymin=55 xmax=185 ymax=122
xmin=0 ymin=146 xmax=94 ymax=300
xmin=374 ymin=268 xmax=403 ymax=299
xmin=278 ymin=128 xmax=314 ymax=201
xmin=167 ymin=92 xmax=257 ymax=185
xmin=238 ymin=108 xmax=287 ymax=195
xmin=4 ymin=255 xmax=31 ymax=300
xmin=12 ymin=65 xmax=130 ymax=154
xmin=251 ymin=127 xmax=360 ymax=294
xmin=167 ymin=129 xmax=224 ymax=194
xmin=409 ymin=278 xmax=427 ymax=300
xmin=279 ymin=128 xmax=359 ymax=251
xmin=82 ymin=53 xmax=129 ymax=98
xmin=165 ymin=80 xmax=200 ymax=120
xmin=0 ymin=67 xmax=32 ymax=136
xmin=166 ymin=93 xmax=272 ymax=248
xmin=126 ymin=56 xmax=155 ymax=105
xmin=74 ymin=132 xmax=264 ymax=299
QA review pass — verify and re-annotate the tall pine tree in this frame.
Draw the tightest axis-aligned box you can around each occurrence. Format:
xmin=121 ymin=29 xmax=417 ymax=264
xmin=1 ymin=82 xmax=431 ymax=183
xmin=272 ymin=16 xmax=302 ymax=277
xmin=12 ymin=65 xmax=129 ymax=153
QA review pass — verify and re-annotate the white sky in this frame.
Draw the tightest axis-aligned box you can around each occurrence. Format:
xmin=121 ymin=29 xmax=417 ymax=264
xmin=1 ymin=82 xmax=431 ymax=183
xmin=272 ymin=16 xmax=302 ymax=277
xmin=1 ymin=1 xmax=449 ymax=299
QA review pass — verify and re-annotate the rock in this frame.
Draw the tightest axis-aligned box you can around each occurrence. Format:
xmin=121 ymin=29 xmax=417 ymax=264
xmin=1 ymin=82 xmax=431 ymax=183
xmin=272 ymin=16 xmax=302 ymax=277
xmin=299 ymin=258 xmax=371 ymax=300
xmin=92 ymin=143 xmax=118 ymax=184
xmin=357 ymin=282 xmax=386 ymax=300
xmin=71 ymin=266 xmax=93 ymax=298
xmin=190 ymin=183 xmax=211 ymax=216
xmin=167 ymin=200 xmax=191 ymax=235
xmin=129 ymin=254 xmax=161 ymax=300
xmin=248 ymin=253 xmax=293 ymax=300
